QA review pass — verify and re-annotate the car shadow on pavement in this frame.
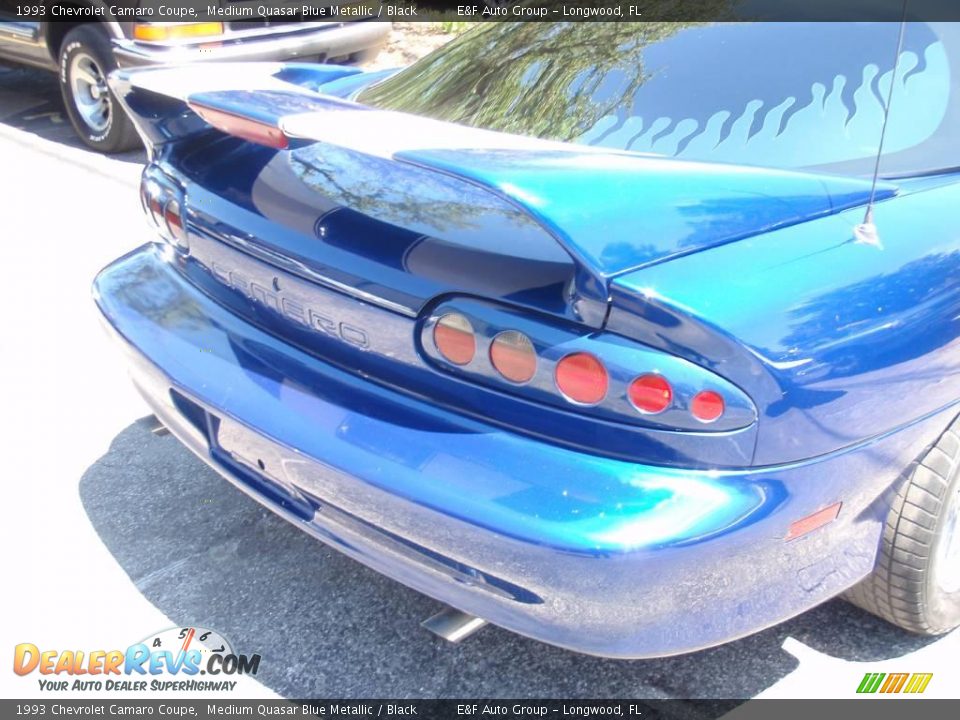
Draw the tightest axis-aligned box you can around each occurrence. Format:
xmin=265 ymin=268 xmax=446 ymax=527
xmin=79 ymin=421 xmax=939 ymax=700
xmin=0 ymin=66 xmax=144 ymax=163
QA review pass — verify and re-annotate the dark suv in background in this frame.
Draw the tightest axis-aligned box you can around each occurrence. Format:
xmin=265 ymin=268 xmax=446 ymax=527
xmin=0 ymin=2 xmax=390 ymax=152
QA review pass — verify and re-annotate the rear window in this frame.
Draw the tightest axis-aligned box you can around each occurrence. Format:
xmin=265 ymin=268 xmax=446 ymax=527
xmin=357 ymin=22 xmax=960 ymax=178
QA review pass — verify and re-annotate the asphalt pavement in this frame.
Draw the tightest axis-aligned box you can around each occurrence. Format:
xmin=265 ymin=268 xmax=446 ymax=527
xmin=1 ymin=64 xmax=958 ymax=702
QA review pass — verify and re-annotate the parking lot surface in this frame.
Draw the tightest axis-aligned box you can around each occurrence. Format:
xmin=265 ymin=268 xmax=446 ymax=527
xmin=1 ymin=63 xmax=957 ymax=702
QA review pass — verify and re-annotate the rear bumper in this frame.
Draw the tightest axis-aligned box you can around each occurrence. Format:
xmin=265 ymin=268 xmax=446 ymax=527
xmin=92 ymin=244 xmax=935 ymax=657
xmin=112 ymin=23 xmax=391 ymax=68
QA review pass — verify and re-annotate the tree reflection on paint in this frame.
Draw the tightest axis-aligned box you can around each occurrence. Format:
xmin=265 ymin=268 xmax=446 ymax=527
xmin=357 ymin=22 xmax=701 ymax=142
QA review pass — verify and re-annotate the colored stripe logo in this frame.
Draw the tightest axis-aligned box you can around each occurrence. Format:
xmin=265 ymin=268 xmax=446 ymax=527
xmin=857 ymin=672 xmax=933 ymax=694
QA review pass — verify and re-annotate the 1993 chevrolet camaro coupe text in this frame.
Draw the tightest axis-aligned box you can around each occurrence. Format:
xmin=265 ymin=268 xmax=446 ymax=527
xmin=93 ymin=22 xmax=960 ymax=657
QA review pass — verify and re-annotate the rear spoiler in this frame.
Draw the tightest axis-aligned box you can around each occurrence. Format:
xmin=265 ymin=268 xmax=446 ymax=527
xmin=111 ymin=63 xmax=897 ymax=323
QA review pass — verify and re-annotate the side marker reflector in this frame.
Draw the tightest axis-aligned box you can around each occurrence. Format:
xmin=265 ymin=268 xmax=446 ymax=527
xmin=786 ymin=502 xmax=842 ymax=541
xmin=133 ymin=22 xmax=224 ymax=42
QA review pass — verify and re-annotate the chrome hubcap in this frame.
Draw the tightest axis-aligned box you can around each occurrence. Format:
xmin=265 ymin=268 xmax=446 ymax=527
xmin=69 ymin=52 xmax=110 ymax=133
xmin=935 ymin=482 xmax=960 ymax=594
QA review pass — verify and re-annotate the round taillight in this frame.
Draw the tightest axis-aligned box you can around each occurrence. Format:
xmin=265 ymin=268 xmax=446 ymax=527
xmin=628 ymin=374 xmax=672 ymax=414
xmin=139 ymin=182 xmax=152 ymax=218
xmin=555 ymin=353 xmax=608 ymax=405
xmin=149 ymin=198 xmax=165 ymax=231
xmin=691 ymin=390 xmax=725 ymax=423
xmin=433 ymin=313 xmax=475 ymax=366
xmin=142 ymin=182 xmax=164 ymax=228
xmin=490 ymin=331 xmax=537 ymax=383
xmin=163 ymin=199 xmax=187 ymax=246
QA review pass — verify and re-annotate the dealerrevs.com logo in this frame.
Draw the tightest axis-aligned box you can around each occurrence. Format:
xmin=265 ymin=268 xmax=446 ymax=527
xmin=13 ymin=627 xmax=261 ymax=692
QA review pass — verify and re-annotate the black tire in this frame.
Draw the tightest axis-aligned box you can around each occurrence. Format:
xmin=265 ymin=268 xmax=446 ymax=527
xmin=844 ymin=417 xmax=960 ymax=634
xmin=58 ymin=25 xmax=139 ymax=153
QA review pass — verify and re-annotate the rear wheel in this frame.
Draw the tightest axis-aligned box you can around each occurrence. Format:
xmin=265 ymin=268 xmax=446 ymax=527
xmin=58 ymin=25 xmax=139 ymax=153
xmin=845 ymin=417 xmax=960 ymax=634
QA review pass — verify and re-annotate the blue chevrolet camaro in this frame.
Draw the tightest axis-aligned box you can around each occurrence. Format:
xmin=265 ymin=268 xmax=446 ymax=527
xmin=94 ymin=21 xmax=960 ymax=657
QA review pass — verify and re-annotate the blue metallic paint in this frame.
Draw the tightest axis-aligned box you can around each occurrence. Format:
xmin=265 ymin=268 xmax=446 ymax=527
xmin=155 ymin=220 xmax=759 ymax=468
xmin=93 ymin=243 xmax=957 ymax=657
xmin=164 ymin=138 xmax=588 ymax=320
xmin=403 ymin=148 xmax=898 ymax=278
xmin=610 ymin=177 xmax=960 ymax=465
xmin=93 ymin=58 xmax=960 ymax=656
xmin=111 ymin=63 xmax=900 ymax=321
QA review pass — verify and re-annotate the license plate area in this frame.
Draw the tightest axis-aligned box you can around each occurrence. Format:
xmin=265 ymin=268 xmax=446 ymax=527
xmin=211 ymin=415 xmax=315 ymax=519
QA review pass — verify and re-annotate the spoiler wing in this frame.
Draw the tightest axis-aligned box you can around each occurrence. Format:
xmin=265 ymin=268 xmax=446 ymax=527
xmin=111 ymin=63 xmax=897 ymax=319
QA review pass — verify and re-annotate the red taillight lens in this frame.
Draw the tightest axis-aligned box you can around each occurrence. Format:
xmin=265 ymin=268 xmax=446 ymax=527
xmin=142 ymin=181 xmax=164 ymax=228
xmin=188 ymin=103 xmax=289 ymax=149
xmin=691 ymin=390 xmax=725 ymax=422
xmin=490 ymin=331 xmax=537 ymax=383
xmin=628 ymin=374 xmax=672 ymax=414
xmin=555 ymin=353 xmax=608 ymax=405
xmin=140 ymin=182 xmax=152 ymax=218
xmin=163 ymin=198 xmax=187 ymax=246
xmin=433 ymin=313 xmax=476 ymax=366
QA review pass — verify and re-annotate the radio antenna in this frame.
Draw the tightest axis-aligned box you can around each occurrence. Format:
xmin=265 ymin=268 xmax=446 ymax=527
xmin=854 ymin=1 xmax=909 ymax=247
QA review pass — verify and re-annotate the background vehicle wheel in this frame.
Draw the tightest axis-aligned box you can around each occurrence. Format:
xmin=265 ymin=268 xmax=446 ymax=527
xmin=58 ymin=25 xmax=140 ymax=153
xmin=845 ymin=416 xmax=960 ymax=634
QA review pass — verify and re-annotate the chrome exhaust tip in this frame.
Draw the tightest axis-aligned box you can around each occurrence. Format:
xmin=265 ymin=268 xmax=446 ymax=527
xmin=421 ymin=607 xmax=488 ymax=643
xmin=141 ymin=414 xmax=170 ymax=437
